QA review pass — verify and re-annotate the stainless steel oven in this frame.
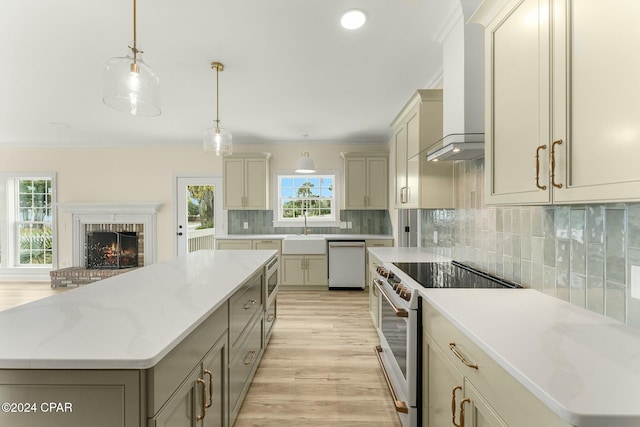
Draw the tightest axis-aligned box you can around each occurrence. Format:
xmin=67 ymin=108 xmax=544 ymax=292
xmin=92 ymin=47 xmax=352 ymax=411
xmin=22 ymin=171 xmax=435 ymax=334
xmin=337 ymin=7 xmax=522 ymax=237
xmin=264 ymin=254 xmax=279 ymax=342
xmin=265 ymin=255 xmax=278 ymax=307
xmin=373 ymin=270 xmax=417 ymax=427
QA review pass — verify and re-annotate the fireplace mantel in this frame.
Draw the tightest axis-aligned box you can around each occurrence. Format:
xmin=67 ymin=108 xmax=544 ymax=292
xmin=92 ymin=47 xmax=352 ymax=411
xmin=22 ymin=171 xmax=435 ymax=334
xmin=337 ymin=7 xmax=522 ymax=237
xmin=57 ymin=203 xmax=162 ymax=215
xmin=57 ymin=203 xmax=163 ymax=267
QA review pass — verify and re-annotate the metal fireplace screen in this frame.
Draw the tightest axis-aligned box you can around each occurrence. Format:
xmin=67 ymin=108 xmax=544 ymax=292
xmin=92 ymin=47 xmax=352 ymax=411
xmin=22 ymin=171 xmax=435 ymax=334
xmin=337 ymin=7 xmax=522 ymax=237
xmin=86 ymin=231 xmax=139 ymax=269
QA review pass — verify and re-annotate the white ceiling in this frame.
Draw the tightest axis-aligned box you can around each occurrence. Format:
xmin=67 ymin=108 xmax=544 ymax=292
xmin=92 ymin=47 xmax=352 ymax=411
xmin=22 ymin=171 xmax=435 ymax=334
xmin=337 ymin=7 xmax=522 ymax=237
xmin=0 ymin=0 xmax=459 ymax=147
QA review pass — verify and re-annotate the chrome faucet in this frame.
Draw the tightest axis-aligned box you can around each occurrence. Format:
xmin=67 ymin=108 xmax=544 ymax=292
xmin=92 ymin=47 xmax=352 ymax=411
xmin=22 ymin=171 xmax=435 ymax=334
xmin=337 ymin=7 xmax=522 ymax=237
xmin=303 ymin=210 xmax=308 ymax=235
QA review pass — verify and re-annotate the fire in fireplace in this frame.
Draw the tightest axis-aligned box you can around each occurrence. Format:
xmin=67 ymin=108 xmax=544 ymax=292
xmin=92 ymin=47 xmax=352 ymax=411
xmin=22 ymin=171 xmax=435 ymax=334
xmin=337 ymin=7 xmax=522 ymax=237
xmin=86 ymin=231 xmax=139 ymax=269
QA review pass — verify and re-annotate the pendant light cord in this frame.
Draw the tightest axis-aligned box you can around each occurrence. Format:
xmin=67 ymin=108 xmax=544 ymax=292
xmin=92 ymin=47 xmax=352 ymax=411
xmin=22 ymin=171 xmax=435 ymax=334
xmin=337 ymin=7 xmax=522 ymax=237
xmin=130 ymin=0 xmax=140 ymax=61
xmin=216 ymin=65 xmax=220 ymax=130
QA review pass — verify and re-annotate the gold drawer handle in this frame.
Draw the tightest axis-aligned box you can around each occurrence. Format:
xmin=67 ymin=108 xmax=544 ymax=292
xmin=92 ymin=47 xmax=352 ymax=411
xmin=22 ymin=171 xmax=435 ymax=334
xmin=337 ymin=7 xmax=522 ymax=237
xmin=535 ymin=144 xmax=547 ymax=190
xmin=266 ymin=313 xmax=275 ymax=322
xmin=243 ymin=350 xmax=257 ymax=365
xmin=449 ymin=342 xmax=478 ymax=369
xmin=244 ymin=299 xmax=257 ymax=310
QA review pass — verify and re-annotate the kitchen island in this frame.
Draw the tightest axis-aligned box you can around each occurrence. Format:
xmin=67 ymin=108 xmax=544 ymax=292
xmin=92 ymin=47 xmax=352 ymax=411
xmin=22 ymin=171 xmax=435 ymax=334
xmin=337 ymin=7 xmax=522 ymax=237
xmin=0 ymin=249 xmax=277 ymax=426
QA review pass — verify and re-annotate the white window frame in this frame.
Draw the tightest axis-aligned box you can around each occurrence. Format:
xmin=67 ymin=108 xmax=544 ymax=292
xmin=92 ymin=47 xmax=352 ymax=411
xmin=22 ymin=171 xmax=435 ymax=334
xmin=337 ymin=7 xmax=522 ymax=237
xmin=272 ymin=170 xmax=341 ymax=228
xmin=0 ymin=173 xmax=57 ymax=280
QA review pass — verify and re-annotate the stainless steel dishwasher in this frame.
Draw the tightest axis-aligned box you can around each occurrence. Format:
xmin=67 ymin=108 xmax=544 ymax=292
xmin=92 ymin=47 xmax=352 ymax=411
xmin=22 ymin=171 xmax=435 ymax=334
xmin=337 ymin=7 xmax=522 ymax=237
xmin=328 ymin=240 xmax=365 ymax=289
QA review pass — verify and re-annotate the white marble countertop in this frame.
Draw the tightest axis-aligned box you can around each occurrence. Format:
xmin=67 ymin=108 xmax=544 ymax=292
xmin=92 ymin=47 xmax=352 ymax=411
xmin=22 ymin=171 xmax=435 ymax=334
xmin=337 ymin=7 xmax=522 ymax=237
xmin=217 ymin=234 xmax=393 ymax=240
xmin=0 ymin=250 xmax=276 ymax=370
xmin=421 ymin=288 xmax=640 ymax=427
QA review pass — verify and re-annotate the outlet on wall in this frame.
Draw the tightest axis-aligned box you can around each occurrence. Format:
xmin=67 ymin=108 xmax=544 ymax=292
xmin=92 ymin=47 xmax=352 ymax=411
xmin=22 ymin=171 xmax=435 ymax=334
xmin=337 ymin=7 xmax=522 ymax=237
xmin=347 ymin=221 xmax=352 ymax=229
xmin=433 ymin=230 xmax=438 ymax=244
xmin=340 ymin=222 xmax=347 ymax=229
xmin=243 ymin=222 xmax=249 ymax=230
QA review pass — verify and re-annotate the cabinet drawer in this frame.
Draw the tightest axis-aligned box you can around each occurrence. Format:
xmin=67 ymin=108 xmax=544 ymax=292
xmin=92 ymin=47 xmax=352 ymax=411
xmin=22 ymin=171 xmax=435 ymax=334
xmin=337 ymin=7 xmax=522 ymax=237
xmin=230 ymin=271 xmax=263 ymax=347
xmin=423 ymin=301 xmax=567 ymax=427
xmin=229 ymin=316 xmax=263 ymax=417
xmin=147 ymin=302 xmax=228 ymax=417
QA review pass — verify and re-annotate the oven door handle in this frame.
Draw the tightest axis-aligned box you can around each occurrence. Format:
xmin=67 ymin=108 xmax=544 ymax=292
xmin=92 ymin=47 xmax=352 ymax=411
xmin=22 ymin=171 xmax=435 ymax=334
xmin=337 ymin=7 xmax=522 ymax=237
xmin=374 ymin=279 xmax=409 ymax=318
xmin=374 ymin=345 xmax=409 ymax=414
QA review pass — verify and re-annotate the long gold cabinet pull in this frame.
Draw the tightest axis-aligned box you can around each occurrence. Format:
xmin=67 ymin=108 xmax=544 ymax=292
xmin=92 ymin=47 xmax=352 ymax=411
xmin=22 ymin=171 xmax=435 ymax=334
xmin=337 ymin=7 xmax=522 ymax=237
xmin=535 ymin=144 xmax=547 ymax=190
xmin=204 ymin=369 xmax=213 ymax=408
xmin=551 ymin=139 xmax=563 ymax=189
xmin=451 ymin=385 xmax=470 ymax=427
xmin=449 ymin=342 xmax=478 ymax=369
xmin=196 ymin=378 xmax=207 ymax=421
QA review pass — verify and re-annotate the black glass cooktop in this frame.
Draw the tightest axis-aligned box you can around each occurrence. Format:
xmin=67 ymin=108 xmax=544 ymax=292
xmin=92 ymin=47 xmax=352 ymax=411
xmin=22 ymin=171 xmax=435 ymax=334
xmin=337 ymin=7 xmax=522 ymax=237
xmin=391 ymin=261 xmax=521 ymax=289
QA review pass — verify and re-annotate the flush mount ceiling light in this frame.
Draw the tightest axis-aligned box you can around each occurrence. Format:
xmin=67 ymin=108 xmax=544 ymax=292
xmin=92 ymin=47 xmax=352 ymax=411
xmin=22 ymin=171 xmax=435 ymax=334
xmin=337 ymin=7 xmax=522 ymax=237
xmin=295 ymin=135 xmax=316 ymax=173
xmin=341 ymin=9 xmax=366 ymax=30
xmin=203 ymin=62 xmax=232 ymax=156
xmin=102 ymin=0 xmax=161 ymax=116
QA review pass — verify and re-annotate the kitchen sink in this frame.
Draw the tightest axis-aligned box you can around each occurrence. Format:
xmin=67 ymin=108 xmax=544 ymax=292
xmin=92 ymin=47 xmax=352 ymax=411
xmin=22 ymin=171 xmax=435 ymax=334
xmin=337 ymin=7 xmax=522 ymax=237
xmin=281 ymin=235 xmax=326 ymax=254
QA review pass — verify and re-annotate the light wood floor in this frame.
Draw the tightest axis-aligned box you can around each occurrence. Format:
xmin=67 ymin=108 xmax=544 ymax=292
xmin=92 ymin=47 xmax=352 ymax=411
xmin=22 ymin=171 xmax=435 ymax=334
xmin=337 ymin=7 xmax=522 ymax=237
xmin=0 ymin=284 xmax=402 ymax=426
xmin=0 ymin=281 xmax=68 ymax=312
xmin=234 ymin=290 xmax=402 ymax=427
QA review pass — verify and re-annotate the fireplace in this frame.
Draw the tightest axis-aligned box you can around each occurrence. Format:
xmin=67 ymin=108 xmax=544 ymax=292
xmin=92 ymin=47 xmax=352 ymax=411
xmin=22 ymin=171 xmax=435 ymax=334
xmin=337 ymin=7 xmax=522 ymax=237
xmin=86 ymin=231 xmax=139 ymax=269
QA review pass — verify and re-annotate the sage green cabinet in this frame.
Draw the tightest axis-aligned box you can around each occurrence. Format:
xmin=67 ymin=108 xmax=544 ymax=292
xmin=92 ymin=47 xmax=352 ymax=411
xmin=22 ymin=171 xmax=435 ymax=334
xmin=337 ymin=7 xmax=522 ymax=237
xmin=215 ymin=239 xmax=281 ymax=255
xmin=223 ymin=153 xmax=270 ymax=209
xmin=423 ymin=299 xmax=570 ymax=427
xmin=0 ymin=370 xmax=141 ymax=427
xmin=281 ymin=254 xmax=327 ymax=288
xmin=479 ymin=0 xmax=640 ymax=205
xmin=342 ymin=152 xmax=388 ymax=210
xmin=150 ymin=335 xmax=227 ymax=427
xmin=391 ymin=90 xmax=453 ymax=209
xmin=215 ymin=240 xmax=252 ymax=250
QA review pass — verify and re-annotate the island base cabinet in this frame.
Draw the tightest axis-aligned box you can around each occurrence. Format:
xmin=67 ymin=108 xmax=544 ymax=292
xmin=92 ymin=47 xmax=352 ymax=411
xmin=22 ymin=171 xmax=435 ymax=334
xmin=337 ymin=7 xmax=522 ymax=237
xmin=229 ymin=317 xmax=263 ymax=426
xmin=149 ymin=333 xmax=228 ymax=427
xmin=149 ymin=366 xmax=201 ymax=427
xmin=0 ymin=370 xmax=141 ymax=427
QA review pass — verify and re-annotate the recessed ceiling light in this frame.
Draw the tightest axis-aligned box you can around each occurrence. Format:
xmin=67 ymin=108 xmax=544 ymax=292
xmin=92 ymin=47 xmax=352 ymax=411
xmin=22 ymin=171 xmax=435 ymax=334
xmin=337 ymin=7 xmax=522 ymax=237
xmin=341 ymin=10 xmax=366 ymax=30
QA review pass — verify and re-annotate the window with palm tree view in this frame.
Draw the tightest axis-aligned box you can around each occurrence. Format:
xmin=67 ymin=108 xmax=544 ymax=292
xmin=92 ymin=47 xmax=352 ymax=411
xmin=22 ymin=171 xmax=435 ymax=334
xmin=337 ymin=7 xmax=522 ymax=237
xmin=16 ymin=178 xmax=53 ymax=266
xmin=277 ymin=175 xmax=335 ymax=223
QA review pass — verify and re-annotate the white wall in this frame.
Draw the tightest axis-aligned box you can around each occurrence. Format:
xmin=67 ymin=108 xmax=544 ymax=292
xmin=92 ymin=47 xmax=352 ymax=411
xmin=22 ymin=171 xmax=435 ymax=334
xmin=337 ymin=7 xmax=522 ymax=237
xmin=0 ymin=142 xmax=387 ymax=268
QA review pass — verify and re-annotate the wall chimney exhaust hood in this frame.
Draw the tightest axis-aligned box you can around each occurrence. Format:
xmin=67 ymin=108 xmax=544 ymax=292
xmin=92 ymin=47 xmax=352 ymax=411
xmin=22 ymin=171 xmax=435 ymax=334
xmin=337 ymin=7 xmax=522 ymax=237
xmin=426 ymin=133 xmax=484 ymax=162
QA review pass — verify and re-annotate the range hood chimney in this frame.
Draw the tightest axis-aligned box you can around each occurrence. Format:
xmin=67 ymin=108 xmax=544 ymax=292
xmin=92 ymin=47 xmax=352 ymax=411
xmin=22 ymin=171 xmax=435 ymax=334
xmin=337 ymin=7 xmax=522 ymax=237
xmin=426 ymin=132 xmax=484 ymax=162
xmin=430 ymin=1 xmax=485 ymax=162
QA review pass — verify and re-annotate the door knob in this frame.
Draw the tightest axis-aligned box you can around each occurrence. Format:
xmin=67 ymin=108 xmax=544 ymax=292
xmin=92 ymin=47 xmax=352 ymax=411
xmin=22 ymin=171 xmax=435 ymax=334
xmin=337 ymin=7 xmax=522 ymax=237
xmin=177 ymin=232 xmax=183 ymax=236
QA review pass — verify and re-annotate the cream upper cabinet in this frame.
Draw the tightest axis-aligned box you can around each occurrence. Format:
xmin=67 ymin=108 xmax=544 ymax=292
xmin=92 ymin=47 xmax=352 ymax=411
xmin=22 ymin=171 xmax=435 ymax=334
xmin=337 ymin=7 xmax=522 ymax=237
xmin=223 ymin=153 xmax=270 ymax=210
xmin=482 ymin=0 xmax=640 ymax=205
xmin=342 ymin=152 xmax=388 ymax=210
xmin=391 ymin=90 xmax=454 ymax=209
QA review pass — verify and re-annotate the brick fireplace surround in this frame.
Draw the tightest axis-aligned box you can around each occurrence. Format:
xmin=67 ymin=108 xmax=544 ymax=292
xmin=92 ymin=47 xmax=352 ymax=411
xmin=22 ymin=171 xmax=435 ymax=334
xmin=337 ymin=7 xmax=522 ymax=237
xmin=51 ymin=203 xmax=161 ymax=288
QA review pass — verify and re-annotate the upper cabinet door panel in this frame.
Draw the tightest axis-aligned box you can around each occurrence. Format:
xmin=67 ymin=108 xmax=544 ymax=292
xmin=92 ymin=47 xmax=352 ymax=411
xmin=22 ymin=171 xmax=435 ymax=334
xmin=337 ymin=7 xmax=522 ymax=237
xmin=553 ymin=0 xmax=640 ymax=203
xmin=486 ymin=0 xmax=551 ymax=204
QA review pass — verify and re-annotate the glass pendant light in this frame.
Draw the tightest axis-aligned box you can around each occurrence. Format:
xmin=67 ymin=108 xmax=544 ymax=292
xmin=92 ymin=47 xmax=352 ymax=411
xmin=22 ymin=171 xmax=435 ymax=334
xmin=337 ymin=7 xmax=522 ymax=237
xmin=295 ymin=135 xmax=316 ymax=173
xmin=203 ymin=62 xmax=232 ymax=156
xmin=102 ymin=0 xmax=161 ymax=116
